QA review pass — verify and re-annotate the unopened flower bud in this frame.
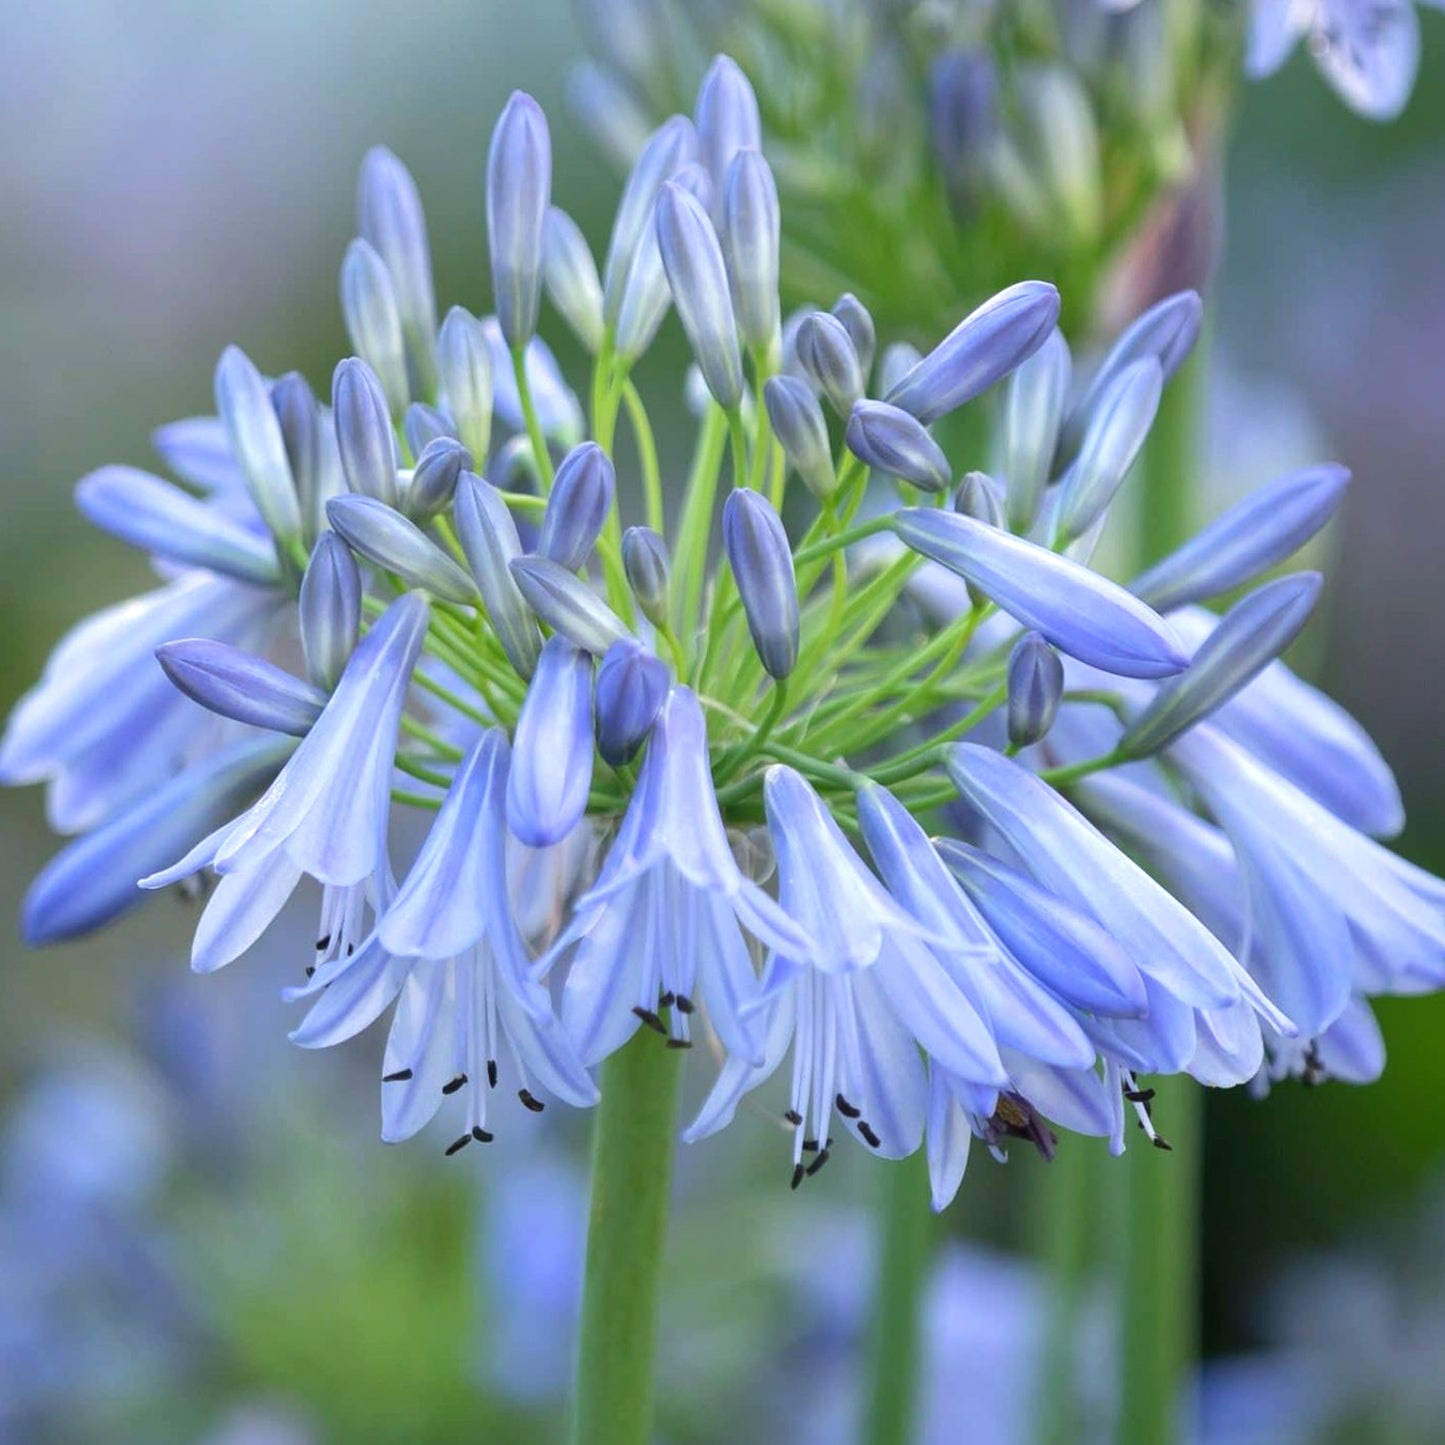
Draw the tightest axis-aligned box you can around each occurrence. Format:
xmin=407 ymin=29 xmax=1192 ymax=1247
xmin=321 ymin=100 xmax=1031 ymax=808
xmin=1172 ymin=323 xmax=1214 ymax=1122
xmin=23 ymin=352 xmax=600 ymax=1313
xmin=622 ymin=526 xmax=671 ymax=629
xmin=215 ymin=345 xmax=302 ymax=546
xmin=406 ymin=436 xmax=470 ymax=520
xmin=332 ymin=357 xmax=400 ymax=508
xmin=326 ymin=494 xmax=479 ymax=605
xmin=695 ymin=55 xmax=761 ymax=203
xmin=595 ymin=638 xmax=668 ymax=766
xmin=403 ymin=402 xmax=456 ymax=460
xmin=1006 ymin=632 xmax=1064 ymax=748
xmin=270 ymin=371 xmax=324 ymax=542
xmin=543 ymin=206 xmax=605 ymax=353
xmin=487 ymin=91 xmax=551 ymax=349
xmin=507 ymin=636 xmax=594 ymax=848
xmin=845 ymin=400 xmax=951 ymax=493
xmin=438 ymin=306 xmax=494 ymax=466
xmin=1002 ymin=328 xmax=1070 ymax=533
xmin=299 ymin=532 xmax=363 ymax=690
xmin=341 ymin=238 xmax=409 ymax=418
xmin=954 ymin=470 xmax=1006 ymax=529
xmin=878 ymin=342 xmax=923 ymax=398
xmin=454 ymin=473 xmax=542 ymax=679
xmin=509 ymin=557 xmax=633 ymax=656
xmin=794 ymin=311 xmax=864 ymax=419
xmin=831 ymin=294 xmax=876 ymax=384
xmin=157 ymin=639 xmax=326 ymax=738
xmin=764 ymin=375 xmax=836 ymax=500
xmin=539 ymin=442 xmax=616 ymax=571
xmin=722 ymin=149 xmax=781 ymax=355
xmin=722 ymin=489 xmax=798 ymax=680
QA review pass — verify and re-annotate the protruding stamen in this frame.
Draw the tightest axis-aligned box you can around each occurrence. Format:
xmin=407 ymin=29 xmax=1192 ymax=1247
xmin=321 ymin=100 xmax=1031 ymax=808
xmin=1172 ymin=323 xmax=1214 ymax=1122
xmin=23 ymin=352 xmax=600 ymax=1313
xmin=518 ymin=1088 xmax=545 ymax=1113
xmin=445 ymin=1134 xmax=471 ymax=1156
xmin=487 ymin=1059 xmax=499 ymax=1088
xmin=858 ymin=1121 xmax=881 ymax=1149
xmin=382 ymin=1068 xmax=413 ymax=1083
xmin=632 ymin=1006 xmax=668 ymax=1036
xmin=835 ymin=1093 xmax=860 ymax=1119
xmin=472 ymin=1125 xmax=494 ymax=1143
xmin=442 ymin=1074 xmax=468 ymax=1095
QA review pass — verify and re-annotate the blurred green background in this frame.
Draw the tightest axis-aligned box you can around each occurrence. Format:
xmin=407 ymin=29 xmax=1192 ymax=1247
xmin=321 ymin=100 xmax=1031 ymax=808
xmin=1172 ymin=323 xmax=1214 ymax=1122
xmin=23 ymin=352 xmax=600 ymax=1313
xmin=3 ymin=3 xmax=1445 ymax=1441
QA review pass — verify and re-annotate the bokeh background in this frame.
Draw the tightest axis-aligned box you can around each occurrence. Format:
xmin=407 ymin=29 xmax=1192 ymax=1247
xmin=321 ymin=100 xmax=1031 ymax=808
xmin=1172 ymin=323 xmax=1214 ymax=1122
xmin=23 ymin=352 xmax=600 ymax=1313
xmin=3 ymin=3 xmax=1445 ymax=1442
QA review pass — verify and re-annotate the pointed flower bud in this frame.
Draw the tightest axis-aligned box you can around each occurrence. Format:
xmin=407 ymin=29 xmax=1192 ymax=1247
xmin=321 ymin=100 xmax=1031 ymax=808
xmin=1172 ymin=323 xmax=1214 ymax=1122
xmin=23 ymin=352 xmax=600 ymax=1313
xmin=594 ymin=638 xmax=668 ymax=766
xmin=157 ymin=640 xmax=327 ymax=738
xmin=300 ymin=532 xmax=362 ymax=690
xmin=271 ymin=372 xmax=324 ymax=540
xmin=509 ymin=557 xmax=632 ymax=656
xmin=721 ymin=149 xmax=780 ymax=354
xmin=341 ymin=238 xmax=409 ymax=418
xmin=406 ymin=436 xmax=469 ymax=520
xmin=831 ymin=294 xmax=876 ymax=384
xmin=602 ymin=115 xmax=699 ymax=325
xmin=764 ymin=375 xmax=836 ymax=500
xmin=885 ymin=281 xmax=1061 ymax=426
xmin=656 ymin=180 xmax=744 ymax=410
xmin=1002 ymin=328 xmax=1070 ymax=532
xmin=1121 ymin=573 xmax=1323 ymax=758
xmin=214 ymin=345 xmax=302 ymax=546
xmin=332 ymin=357 xmax=400 ymax=508
xmin=487 ymin=91 xmax=551 ymax=349
xmin=75 ymin=466 xmax=280 ymax=585
xmin=1130 ymin=464 xmax=1350 ymax=614
xmin=453 ymin=473 xmax=542 ymax=679
xmin=403 ymin=403 xmax=456 ymax=460
xmin=543 ymin=206 xmax=605 ymax=353
xmin=894 ymin=508 xmax=1188 ymax=678
xmin=722 ymin=489 xmax=798 ymax=680
xmin=539 ymin=442 xmax=616 ymax=571
xmin=357 ymin=146 xmax=438 ymax=398
xmin=1055 ymin=357 xmax=1162 ymax=541
xmin=326 ymin=494 xmax=478 ymax=605
xmin=437 ymin=307 xmax=494 ymax=466
xmin=794 ymin=311 xmax=864 ymax=419
xmin=507 ymin=636 xmax=594 ymax=847
xmin=954 ymin=470 xmax=1005 ymax=528
xmin=1006 ymin=632 xmax=1064 ymax=748
xmin=695 ymin=55 xmax=761 ymax=200
xmin=845 ymin=400 xmax=951 ymax=492
xmin=622 ymin=526 xmax=671 ymax=629
xmin=1060 ymin=291 xmax=1202 ymax=460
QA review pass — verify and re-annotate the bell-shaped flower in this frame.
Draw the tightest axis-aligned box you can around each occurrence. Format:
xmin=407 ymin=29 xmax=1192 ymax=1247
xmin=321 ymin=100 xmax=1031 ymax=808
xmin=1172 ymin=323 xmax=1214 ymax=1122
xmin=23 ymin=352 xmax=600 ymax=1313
xmin=556 ymin=688 xmax=805 ymax=1068
xmin=288 ymin=729 xmax=597 ymax=1150
xmin=137 ymin=593 xmax=428 ymax=975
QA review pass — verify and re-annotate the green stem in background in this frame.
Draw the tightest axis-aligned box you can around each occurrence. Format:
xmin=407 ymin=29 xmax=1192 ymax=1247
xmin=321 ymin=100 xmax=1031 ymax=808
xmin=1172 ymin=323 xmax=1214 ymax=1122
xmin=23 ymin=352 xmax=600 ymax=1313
xmin=621 ymin=379 xmax=666 ymax=535
xmin=1116 ymin=1077 xmax=1201 ymax=1445
xmin=1112 ymin=328 xmax=1210 ymax=1445
xmin=511 ymin=344 xmax=556 ymax=494
xmin=569 ymin=1034 xmax=683 ymax=1445
xmin=862 ymin=1149 xmax=933 ymax=1445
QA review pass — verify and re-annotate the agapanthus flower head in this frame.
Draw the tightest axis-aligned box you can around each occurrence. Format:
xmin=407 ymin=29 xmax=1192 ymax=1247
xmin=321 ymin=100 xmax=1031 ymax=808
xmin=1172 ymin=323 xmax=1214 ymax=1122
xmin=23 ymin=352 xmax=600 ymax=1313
xmin=6 ymin=64 xmax=1438 ymax=1193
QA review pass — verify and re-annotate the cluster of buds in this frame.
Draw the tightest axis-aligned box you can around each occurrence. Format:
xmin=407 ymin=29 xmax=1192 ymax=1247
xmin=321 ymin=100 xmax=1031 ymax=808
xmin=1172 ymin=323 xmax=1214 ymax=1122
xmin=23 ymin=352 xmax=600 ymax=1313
xmin=4 ymin=59 xmax=1440 ymax=1207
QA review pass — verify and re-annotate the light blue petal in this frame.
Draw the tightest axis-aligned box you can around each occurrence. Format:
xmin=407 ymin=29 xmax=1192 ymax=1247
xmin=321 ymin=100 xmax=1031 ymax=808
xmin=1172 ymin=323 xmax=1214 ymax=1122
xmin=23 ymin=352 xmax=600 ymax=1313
xmin=925 ymin=1066 xmax=972 ymax=1213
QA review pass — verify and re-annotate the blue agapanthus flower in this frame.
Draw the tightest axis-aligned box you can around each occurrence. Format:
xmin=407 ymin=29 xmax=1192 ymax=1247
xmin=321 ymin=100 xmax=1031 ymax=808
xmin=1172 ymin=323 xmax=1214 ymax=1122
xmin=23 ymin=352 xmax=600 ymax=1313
xmin=5 ymin=57 xmax=1441 ymax=1208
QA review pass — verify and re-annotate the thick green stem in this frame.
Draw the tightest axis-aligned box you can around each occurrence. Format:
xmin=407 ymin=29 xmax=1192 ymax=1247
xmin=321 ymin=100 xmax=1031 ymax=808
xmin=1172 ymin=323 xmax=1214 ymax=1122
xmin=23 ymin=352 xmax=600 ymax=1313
xmin=1116 ymin=1077 xmax=1201 ymax=1445
xmin=569 ymin=1034 xmax=683 ymax=1445
xmin=862 ymin=1150 xmax=933 ymax=1445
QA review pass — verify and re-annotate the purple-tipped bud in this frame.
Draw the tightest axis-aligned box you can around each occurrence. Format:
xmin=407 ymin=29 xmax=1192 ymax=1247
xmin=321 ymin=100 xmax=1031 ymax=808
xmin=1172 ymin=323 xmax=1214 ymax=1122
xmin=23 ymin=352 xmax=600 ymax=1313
xmin=722 ymin=150 xmax=781 ymax=355
xmin=845 ymin=400 xmax=951 ymax=493
xmin=764 ymin=375 xmax=836 ymax=500
xmin=615 ymin=162 xmax=712 ymax=363
xmin=507 ymin=636 xmax=595 ymax=847
xmin=594 ymin=638 xmax=669 ymax=766
xmin=722 ymin=489 xmax=798 ymax=680
xmin=215 ymin=345 xmax=302 ymax=545
xmin=75 ymin=466 xmax=280 ymax=586
xmin=271 ymin=372 xmax=324 ymax=540
xmin=539 ymin=442 xmax=616 ymax=571
xmin=326 ymin=494 xmax=478 ymax=605
xmin=487 ymin=91 xmax=551 ymax=349
xmin=509 ymin=557 xmax=632 ymax=656
xmin=695 ymin=55 xmax=761 ymax=202
xmin=332 ymin=357 xmax=400 ymax=509
xmin=357 ymin=145 xmax=439 ymax=398
xmin=454 ymin=473 xmax=542 ymax=679
xmin=831 ymin=294 xmax=877 ymax=383
xmin=603 ymin=114 xmax=699 ymax=324
xmin=656 ymin=180 xmax=744 ymax=410
xmin=1002 ymin=328 xmax=1070 ymax=532
xmin=341 ymin=238 xmax=409 ymax=418
xmin=1130 ymin=464 xmax=1350 ymax=614
xmin=954 ymin=470 xmax=1006 ymax=528
xmin=543 ymin=207 xmax=605 ymax=353
xmin=878 ymin=342 xmax=923 ymax=397
xmin=894 ymin=507 xmax=1187 ymax=679
xmin=794 ymin=311 xmax=864 ymax=419
xmin=1121 ymin=573 xmax=1323 ymax=757
xmin=300 ymin=532 xmax=362 ymax=690
xmin=157 ymin=640 xmax=327 ymax=737
xmin=406 ymin=436 xmax=470 ymax=520
xmin=1056 ymin=357 xmax=1162 ymax=541
xmin=622 ymin=525 xmax=671 ymax=629
xmin=438 ymin=307 xmax=495 ymax=466
xmin=1006 ymin=632 xmax=1064 ymax=748
xmin=403 ymin=402 xmax=456 ymax=459
xmin=885 ymin=281 xmax=1061 ymax=426
xmin=1060 ymin=291 xmax=1202 ymax=461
